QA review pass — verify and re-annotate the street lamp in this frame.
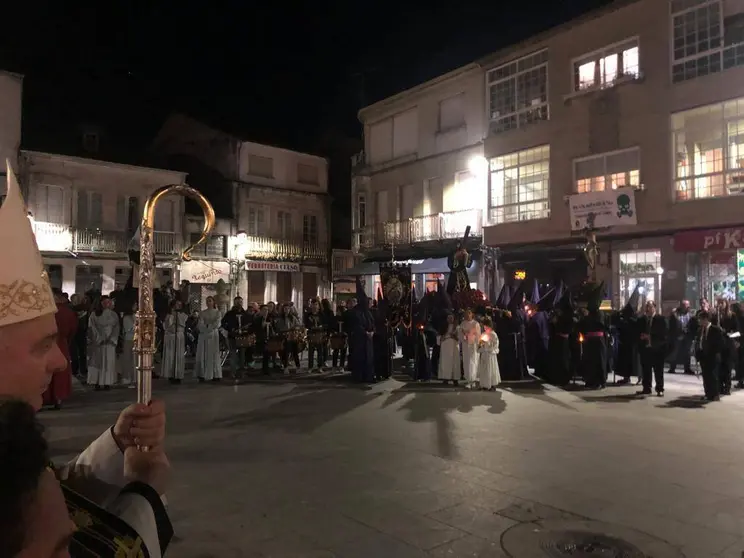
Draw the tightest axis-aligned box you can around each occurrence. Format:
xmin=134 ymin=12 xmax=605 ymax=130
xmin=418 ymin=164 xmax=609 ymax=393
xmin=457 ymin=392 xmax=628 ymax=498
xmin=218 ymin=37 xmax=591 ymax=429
xmin=236 ymin=230 xmax=248 ymax=245
xmin=468 ymin=155 xmax=488 ymax=175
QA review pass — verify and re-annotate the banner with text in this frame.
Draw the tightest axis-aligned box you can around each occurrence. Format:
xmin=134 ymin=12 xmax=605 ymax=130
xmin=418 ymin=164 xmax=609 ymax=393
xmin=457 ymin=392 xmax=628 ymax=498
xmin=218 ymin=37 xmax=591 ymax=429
xmin=380 ymin=263 xmax=412 ymax=328
xmin=568 ymin=187 xmax=638 ymax=231
xmin=181 ymin=261 xmax=230 ymax=284
xmin=245 ymin=261 xmax=300 ymax=273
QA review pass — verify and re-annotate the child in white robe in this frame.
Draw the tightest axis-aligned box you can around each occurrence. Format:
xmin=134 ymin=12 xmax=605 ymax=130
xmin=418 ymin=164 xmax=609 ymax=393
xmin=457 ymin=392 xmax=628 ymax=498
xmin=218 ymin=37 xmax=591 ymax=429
xmin=477 ymin=317 xmax=501 ymax=391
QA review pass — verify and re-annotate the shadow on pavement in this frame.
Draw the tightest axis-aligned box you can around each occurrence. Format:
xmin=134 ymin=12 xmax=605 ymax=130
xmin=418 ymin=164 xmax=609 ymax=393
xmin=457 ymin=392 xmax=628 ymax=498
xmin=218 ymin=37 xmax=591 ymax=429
xmin=578 ymin=393 xmax=647 ymax=403
xmin=500 ymin=380 xmax=578 ymax=412
xmin=382 ymin=390 xmax=507 ymax=460
xmin=656 ymin=394 xmax=710 ymax=409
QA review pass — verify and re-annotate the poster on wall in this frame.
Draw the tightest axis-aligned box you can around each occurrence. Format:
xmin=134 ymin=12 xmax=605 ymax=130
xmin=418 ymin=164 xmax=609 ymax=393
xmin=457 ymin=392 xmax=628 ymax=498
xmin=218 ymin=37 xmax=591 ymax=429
xmin=568 ymin=187 xmax=638 ymax=231
xmin=181 ymin=260 xmax=230 ymax=284
xmin=379 ymin=263 xmax=412 ymax=328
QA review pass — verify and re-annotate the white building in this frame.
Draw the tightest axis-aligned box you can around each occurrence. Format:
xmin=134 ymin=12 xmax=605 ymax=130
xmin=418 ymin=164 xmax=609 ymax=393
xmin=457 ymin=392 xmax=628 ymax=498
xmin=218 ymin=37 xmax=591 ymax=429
xmin=153 ymin=114 xmax=331 ymax=309
xmin=350 ymin=64 xmax=489 ymax=297
xmin=21 ymin=150 xmax=187 ymax=295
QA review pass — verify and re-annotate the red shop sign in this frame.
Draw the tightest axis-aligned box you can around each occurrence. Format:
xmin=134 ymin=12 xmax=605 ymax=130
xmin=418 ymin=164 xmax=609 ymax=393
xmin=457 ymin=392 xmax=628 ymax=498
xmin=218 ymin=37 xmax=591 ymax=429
xmin=673 ymin=227 xmax=744 ymax=252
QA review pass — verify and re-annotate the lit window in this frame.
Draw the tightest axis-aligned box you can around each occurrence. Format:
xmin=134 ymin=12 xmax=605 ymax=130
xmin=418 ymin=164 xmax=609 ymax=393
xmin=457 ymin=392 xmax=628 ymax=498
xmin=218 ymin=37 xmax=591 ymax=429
xmin=574 ymin=148 xmax=640 ymax=194
xmin=489 ymin=145 xmax=550 ymax=224
xmin=487 ymin=50 xmax=549 ymax=135
xmin=672 ymin=97 xmax=744 ymax=200
xmin=573 ymin=39 xmax=640 ymax=92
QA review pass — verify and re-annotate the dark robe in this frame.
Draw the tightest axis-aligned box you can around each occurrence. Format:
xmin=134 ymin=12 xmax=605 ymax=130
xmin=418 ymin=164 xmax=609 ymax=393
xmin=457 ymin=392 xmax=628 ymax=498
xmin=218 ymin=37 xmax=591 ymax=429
xmin=350 ymin=307 xmax=375 ymax=383
xmin=527 ymin=311 xmax=550 ymax=380
xmin=413 ymin=327 xmax=432 ymax=380
xmin=615 ymin=312 xmax=640 ymax=380
xmin=577 ymin=310 xmax=608 ymax=388
xmin=43 ymin=302 xmax=78 ymax=406
xmin=373 ymin=311 xmax=393 ymax=380
xmin=548 ymin=311 xmax=574 ymax=385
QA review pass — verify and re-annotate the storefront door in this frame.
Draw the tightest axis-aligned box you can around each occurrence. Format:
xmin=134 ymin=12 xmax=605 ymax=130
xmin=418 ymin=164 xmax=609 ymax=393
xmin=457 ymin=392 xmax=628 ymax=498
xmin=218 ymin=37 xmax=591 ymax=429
xmin=276 ymin=272 xmax=292 ymax=304
xmin=620 ymin=274 xmax=660 ymax=307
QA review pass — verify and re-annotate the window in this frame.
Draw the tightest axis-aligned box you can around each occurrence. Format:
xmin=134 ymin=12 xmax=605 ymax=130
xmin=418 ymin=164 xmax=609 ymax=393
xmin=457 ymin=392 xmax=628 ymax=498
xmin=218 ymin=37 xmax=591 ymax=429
xmin=35 ymin=185 xmax=65 ymax=224
xmin=671 ymin=0 xmax=744 ymax=83
xmin=189 ymin=233 xmax=227 ymax=258
xmin=489 ymin=145 xmax=550 ymax=224
xmin=438 ymin=94 xmax=465 ymax=131
xmin=154 ymin=199 xmax=175 ymax=231
xmin=619 ymin=250 xmax=662 ymax=305
xmin=672 ymin=97 xmax=744 ymax=200
xmin=367 ymin=108 xmax=419 ymax=164
xmin=248 ymin=155 xmax=274 ymax=178
xmin=574 ymin=148 xmax=640 ymax=193
xmin=303 ymin=215 xmax=318 ymax=244
xmin=246 ymin=207 xmax=266 ymax=236
xmin=573 ymin=39 xmax=640 ymax=91
xmin=297 ymin=163 xmax=319 ymax=185
xmin=75 ymin=265 xmax=103 ymax=294
xmin=277 ymin=210 xmax=292 ymax=236
xmin=357 ymin=193 xmax=366 ymax=228
xmin=487 ymin=49 xmax=549 ymax=134
xmin=76 ymin=190 xmax=102 ymax=227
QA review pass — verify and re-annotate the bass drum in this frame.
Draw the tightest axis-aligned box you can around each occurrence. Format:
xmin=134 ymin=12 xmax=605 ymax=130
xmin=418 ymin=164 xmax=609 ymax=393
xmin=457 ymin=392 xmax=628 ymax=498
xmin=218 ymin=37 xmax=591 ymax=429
xmin=266 ymin=334 xmax=286 ymax=353
xmin=329 ymin=332 xmax=347 ymax=350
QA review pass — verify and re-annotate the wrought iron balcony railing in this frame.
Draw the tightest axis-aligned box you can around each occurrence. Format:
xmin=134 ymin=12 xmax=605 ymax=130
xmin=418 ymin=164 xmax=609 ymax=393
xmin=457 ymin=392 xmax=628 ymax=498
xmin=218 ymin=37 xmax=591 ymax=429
xmin=241 ymin=234 xmax=327 ymax=263
xmin=353 ymin=208 xmax=483 ymax=252
xmin=32 ymin=222 xmax=181 ymax=256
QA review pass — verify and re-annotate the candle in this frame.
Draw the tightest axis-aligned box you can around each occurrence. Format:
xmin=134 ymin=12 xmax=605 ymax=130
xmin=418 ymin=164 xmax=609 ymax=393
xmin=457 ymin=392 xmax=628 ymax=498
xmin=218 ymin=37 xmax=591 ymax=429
xmin=578 ymin=333 xmax=584 ymax=343
xmin=480 ymin=334 xmax=489 ymax=343
xmin=338 ymin=322 xmax=342 ymax=332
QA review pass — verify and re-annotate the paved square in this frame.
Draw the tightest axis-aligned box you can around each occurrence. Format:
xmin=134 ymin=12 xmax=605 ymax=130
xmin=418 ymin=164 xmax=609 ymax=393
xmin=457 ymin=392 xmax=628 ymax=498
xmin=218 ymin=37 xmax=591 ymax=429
xmin=41 ymin=372 xmax=744 ymax=557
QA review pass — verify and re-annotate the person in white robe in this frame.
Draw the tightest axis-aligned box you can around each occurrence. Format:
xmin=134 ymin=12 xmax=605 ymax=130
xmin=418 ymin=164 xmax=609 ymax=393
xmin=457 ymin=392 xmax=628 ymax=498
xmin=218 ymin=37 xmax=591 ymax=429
xmin=459 ymin=309 xmax=481 ymax=389
xmin=119 ymin=302 xmax=137 ymax=387
xmin=195 ymin=296 xmax=223 ymax=382
xmin=87 ymin=296 xmax=120 ymax=390
xmin=478 ymin=318 xmax=501 ymax=390
xmin=437 ymin=312 xmax=461 ymax=384
xmin=161 ymin=300 xmax=187 ymax=383
xmin=0 ymin=161 xmax=172 ymax=555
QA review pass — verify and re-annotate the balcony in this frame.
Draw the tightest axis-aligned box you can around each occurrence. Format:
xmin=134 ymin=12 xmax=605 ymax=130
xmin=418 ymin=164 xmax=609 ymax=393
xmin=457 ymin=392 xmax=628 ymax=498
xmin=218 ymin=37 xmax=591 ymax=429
xmin=353 ymin=209 xmax=483 ymax=252
xmin=241 ymin=234 xmax=327 ymax=264
xmin=32 ymin=222 xmax=181 ymax=256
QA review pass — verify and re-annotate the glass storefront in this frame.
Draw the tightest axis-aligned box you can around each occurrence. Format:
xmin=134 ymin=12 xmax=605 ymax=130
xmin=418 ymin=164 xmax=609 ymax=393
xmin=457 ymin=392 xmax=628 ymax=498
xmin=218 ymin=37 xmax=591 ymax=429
xmin=685 ymin=252 xmax=737 ymax=303
xmin=618 ymin=250 xmax=662 ymax=307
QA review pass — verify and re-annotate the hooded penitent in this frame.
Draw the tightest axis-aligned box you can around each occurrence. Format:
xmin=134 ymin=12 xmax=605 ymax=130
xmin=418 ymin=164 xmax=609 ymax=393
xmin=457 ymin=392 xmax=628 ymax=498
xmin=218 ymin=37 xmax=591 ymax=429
xmin=535 ymin=286 xmax=557 ymax=313
xmin=507 ymin=282 xmax=526 ymax=313
xmin=588 ymin=281 xmax=605 ymax=313
xmin=622 ymin=284 xmax=640 ymax=317
xmin=0 ymin=160 xmax=57 ymax=328
xmin=495 ymin=284 xmax=512 ymax=309
xmin=528 ymin=278 xmax=541 ymax=305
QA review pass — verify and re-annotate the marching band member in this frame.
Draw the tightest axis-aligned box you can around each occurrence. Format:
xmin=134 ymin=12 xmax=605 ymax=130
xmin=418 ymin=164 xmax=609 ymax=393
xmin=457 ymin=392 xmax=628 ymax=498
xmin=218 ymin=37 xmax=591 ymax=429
xmin=222 ymin=296 xmax=249 ymax=377
xmin=161 ymin=299 xmax=187 ymax=384
xmin=304 ymin=298 xmax=325 ymax=372
xmin=275 ymin=303 xmax=302 ymax=370
xmin=253 ymin=304 xmax=274 ymax=374
xmin=195 ymin=296 xmax=223 ymax=382
xmin=0 ymin=160 xmax=170 ymax=555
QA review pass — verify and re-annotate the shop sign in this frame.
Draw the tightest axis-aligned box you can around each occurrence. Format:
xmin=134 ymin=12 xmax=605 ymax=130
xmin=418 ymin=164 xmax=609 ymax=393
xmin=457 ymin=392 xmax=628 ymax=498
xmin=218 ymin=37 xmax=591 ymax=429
xmin=673 ymin=227 xmax=744 ymax=252
xmin=568 ymin=187 xmax=638 ymax=231
xmin=245 ymin=260 xmax=300 ymax=273
xmin=514 ymin=269 xmax=527 ymax=280
xmin=738 ymin=250 xmax=744 ymax=301
xmin=180 ymin=261 xmax=230 ymax=284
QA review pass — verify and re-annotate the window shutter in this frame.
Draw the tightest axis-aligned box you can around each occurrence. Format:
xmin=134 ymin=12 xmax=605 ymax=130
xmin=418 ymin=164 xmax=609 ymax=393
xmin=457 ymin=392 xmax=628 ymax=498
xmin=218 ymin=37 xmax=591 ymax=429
xmin=47 ymin=186 xmax=64 ymax=224
xmin=90 ymin=192 xmax=103 ymax=226
xmin=77 ymin=189 xmax=88 ymax=227
xmin=116 ymin=195 xmax=126 ymax=229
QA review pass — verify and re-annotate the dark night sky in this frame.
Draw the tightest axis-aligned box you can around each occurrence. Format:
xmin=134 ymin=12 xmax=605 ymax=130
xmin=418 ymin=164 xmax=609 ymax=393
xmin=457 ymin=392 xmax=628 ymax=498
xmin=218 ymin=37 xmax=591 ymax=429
xmin=1 ymin=0 xmax=612 ymax=245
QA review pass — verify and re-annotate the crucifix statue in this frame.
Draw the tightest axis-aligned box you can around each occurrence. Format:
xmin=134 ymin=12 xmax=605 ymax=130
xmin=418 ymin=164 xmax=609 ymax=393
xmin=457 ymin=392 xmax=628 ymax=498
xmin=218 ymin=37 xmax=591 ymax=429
xmin=446 ymin=226 xmax=472 ymax=294
xmin=583 ymin=213 xmax=599 ymax=282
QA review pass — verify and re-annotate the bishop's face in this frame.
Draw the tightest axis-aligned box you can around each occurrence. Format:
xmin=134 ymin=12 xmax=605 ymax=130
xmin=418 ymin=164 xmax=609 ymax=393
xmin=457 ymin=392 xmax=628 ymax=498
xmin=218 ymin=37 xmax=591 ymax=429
xmin=0 ymin=314 xmax=67 ymax=410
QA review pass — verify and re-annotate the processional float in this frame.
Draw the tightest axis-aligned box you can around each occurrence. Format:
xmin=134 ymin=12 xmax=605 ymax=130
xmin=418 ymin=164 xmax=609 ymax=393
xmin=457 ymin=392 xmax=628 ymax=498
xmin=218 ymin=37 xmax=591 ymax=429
xmin=134 ymin=184 xmax=215 ymax=446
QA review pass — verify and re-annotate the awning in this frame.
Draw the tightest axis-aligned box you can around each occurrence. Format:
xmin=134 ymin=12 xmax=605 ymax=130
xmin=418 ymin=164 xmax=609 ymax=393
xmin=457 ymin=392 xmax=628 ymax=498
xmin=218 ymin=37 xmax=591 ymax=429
xmin=336 ymin=257 xmax=476 ymax=276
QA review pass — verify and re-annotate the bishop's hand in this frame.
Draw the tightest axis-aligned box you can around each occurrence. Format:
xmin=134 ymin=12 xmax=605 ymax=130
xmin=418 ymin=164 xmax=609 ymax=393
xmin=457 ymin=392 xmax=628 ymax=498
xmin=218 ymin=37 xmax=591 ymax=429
xmin=113 ymin=400 xmax=166 ymax=452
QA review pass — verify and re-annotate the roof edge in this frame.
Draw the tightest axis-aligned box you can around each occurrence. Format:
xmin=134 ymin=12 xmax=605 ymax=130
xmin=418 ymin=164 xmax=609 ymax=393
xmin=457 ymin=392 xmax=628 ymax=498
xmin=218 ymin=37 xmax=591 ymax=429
xmin=21 ymin=150 xmax=188 ymax=178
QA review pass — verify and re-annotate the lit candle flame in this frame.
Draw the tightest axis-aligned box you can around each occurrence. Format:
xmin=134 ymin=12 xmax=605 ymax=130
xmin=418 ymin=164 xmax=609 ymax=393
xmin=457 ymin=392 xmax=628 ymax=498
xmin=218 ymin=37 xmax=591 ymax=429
xmin=578 ymin=333 xmax=584 ymax=343
xmin=480 ymin=334 xmax=489 ymax=343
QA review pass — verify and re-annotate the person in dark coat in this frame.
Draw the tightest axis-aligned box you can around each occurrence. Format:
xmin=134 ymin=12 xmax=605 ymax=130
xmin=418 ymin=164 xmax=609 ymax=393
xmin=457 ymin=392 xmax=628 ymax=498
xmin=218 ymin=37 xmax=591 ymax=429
xmin=349 ymin=278 xmax=375 ymax=383
xmin=547 ymin=285 xmax=574 ymax=386
xmin=637 ymin=299 xmax=669 ymax=396
xmin=614 ymin=285 xmax=641 ymax=385
xmin=504 ymin=282 xmax=529 ymax=380
xmin=695 ymin=310 xmax=725 ymax=401
xmin=529 ymin=285 xmax=554 ymax=380
xmin=576 ymin=282 xmax=609 ymax=389
xmin=372 ymin=297 xmax=393 ymax=381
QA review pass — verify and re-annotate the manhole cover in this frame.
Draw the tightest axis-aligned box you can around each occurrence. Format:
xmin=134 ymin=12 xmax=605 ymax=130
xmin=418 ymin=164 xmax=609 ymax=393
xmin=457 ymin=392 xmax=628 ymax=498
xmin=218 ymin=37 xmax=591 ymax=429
xmin=501 ymin=519 xmax=685 ymax=558
xmin=541 ymin=530 xmax=644 ymax=557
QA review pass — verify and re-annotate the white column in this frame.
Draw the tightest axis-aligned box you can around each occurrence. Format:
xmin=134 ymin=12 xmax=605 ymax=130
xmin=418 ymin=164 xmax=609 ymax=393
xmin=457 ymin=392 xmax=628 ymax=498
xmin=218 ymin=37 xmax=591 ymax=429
xmin=291 ymin=271 xmax=303 ymax=311
xmin=264 ymin=271 xmax=277 ymax=302
xmin=62 ymin=259 xmax=76 ymax=296
xmin=237 ymin=267 xmax=248 ymax=301
xmin=101 ymin=260 xmax=117 ymax=295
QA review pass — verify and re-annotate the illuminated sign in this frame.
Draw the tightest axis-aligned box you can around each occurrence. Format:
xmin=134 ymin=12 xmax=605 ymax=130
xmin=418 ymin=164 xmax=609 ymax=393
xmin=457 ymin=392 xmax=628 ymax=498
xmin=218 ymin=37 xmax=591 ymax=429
xmin=514 ymin=270 xmax=526 ymax=280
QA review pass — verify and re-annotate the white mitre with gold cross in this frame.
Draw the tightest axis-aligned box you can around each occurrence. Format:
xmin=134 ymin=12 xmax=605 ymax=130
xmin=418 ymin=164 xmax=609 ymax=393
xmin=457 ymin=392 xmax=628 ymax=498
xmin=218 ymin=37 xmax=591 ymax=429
xmin=0 ymin=159 xmax=56 ymax=327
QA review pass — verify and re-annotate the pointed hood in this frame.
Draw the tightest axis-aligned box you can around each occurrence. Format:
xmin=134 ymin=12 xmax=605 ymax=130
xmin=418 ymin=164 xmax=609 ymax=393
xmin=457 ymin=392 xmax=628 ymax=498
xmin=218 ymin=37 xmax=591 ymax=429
xmin=528 ymin=278 xmax=541 ymax=305
xmin=552 ymin=281 xmax=565 ymax=309
xmin=496 ymin=284 xmax=511 ymax=308
xmin=376 ymin=286 xmax=384 ymax=302
xmin=0 ymin=160 xmax=56 ymax=327
xmin=411 ymin=285 xmax=418 ymax=305
xmin=622 ymin=284 xmax=640 ymax=317
xmin=507 ymin=282 xmax=526 ymax=312
xmin=558 ymin=286 xmax=574 ymax=313
xmin=536 ymin=286 xmax=557 ymax=312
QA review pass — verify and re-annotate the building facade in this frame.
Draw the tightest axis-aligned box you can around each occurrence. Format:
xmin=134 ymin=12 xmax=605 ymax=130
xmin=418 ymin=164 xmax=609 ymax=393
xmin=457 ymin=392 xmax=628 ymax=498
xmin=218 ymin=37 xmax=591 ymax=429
xmin=153 ymin=115 xmax=331 ymax=309
xmin=356 ymin=0 xmax=744 ymax=310
xmin=21 ymin=150 xmax=187 ymax=295
xmin=351 ymin=64 xmax=488 ymax=297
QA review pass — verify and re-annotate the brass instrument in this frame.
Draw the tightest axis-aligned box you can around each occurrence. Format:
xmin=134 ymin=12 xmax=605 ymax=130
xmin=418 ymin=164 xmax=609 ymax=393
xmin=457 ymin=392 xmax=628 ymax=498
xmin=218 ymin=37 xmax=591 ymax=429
xmin=135 ymin=185 xmax=215 ymax=414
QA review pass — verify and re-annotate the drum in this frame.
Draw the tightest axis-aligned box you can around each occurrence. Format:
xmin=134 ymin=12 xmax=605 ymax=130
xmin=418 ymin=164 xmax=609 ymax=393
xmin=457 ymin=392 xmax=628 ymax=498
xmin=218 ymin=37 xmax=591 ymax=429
xmin=330 ymin=332 xmax=347 ymax=350
xmin=235 ymin=333 xmax=256 ymax=348
xmin=309 ymin=328 xmax=327 ymax=345
xmin=266 ymin=334 xmax=286 ymax=353
xmin=286 ymin=328 xmax=305 ymax=342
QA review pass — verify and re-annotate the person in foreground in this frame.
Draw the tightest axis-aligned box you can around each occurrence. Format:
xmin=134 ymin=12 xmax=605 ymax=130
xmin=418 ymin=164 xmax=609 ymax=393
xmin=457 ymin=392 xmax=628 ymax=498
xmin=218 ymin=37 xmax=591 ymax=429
xmin=0 ymin=160 xmax=166 ymax=493
xmin=0 ymin=398 xmax=173 ymax=557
